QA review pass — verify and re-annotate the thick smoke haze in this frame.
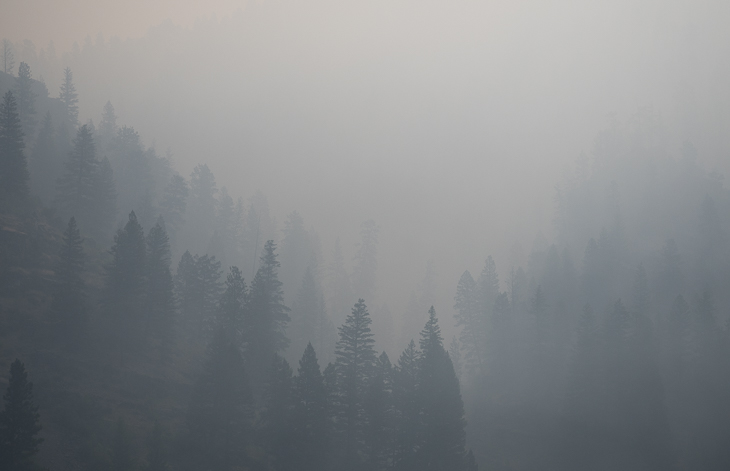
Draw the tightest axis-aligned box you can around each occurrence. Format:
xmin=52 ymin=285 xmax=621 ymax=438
xmin=6 ymin=1 xmax=730 ymax=324
xmin=2 ymin=1 xmax=730 ymax=470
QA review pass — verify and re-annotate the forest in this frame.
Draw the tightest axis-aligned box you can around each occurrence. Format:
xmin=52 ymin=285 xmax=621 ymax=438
xmin=2 ymin=4 xmax=730 ymax=470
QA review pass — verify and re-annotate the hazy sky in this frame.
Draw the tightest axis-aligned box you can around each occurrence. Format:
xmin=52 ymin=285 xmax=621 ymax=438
xmin=5 ymin=0 xmax=730 ymax=330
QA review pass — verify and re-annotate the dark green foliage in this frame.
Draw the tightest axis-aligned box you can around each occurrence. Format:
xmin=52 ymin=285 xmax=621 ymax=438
xmin=59 ymin=67 xmax=78 ymax=126
xmin=50 ymin=217 xmax=86 ymax=342
xmin=0 ymin=359 xmax=43 ymax=471
xmin=291 ymin=343 xmax=328 ymax=471
xmin=0 ymin=91 xmax=29 ymax=205
xmin=246 ymin=240 xmax=290 ymax=393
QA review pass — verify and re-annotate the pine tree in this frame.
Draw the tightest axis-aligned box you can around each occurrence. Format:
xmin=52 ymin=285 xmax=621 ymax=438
xmin=246 ymin=240 xmax=290 ymax=393
xmin=261 ymin=354 xmax=294 ymax=470
xmin=333 ymin=299 xmax=377 ymax=469
xmin=328 ymin=237 xmax=353 ymax=328
xmin=59 ymin=67 xmax=79 ymax=126
xmin=146 ymin=217 xmax=175 ymax=345
xmin=50 ymin=217 xmax=86 ymax=342
xmin=0 ymin=91 xmax=29 ymax=205
xmin=0 ymin=359 xmax=43 ymax=471
xmin=184 ymin=326 xmax=252 ymax=471
xmin=104 ymin=211 xmax=147 ymax=354
xmin=185 ymin=164 xmax=218 ymax=254
xmin=416 ymin=307 xmax=468 ymax=471
xmin=15 ymin=62 xmax=36 ymax=142
xmin=291 ymin=343 xmax=328 ymax=471
xmin=96 ymin=156 xmax=117 ymax=237
xmin=175 ymin=252 xmax=222 ymax=342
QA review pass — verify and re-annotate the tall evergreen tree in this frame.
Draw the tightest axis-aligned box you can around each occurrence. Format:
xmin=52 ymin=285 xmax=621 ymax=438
xmin=174 ymin=252 xmax=222 ymax=342
xmin=50 ymin=217 xmax=86 ymax=342
xmin=59 ymin=67 xmax=79 ymax=126
xmin=291 ymin=343 xmax=328 ymax=471
xmin=97 ymin=100 xmax=118 ymax=151
xmin=289 ymin=264 xmax=334 ymax=365
xmin=0 ymin=359 xmax=43 ymax=471
xmin=146 ymin=217 xmax=175 ymax=346
xmin=416 ymin=307 xmax=468 ymax=471
xmin=246 ymin=240 xmax=290 ymax=393
xmin=104 ymin=211 xmax=147 ymax=354
xmin=15 ymin=62 xmax=36 ymax=142
xmin=0 ymin=91 xmax=29 ymax=205
xmin=333 ymin=299 xmax=377 ymax=469
xmin=184 ymin=326 xmax=252 ymax=471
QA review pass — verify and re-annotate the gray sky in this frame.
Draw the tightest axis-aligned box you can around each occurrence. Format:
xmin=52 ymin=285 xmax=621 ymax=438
xmin=5 ymin=0 xmax=730 ymax=333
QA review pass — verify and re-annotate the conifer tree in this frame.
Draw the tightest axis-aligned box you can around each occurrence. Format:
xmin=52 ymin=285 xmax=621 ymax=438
xmin=184 ymin=326 xmax=252 ymax=471
xmin=175 ymin=252 xmax=222 ymax=341
xmin=50 ymin=217 xmax=86 ymax=341
xmin=15 ymin=62 xmax=35 ymax=141
xmin=104 ymin=211 xmax=147 ymax=352
xmin=246 ymin=240 xmax=290 ymax=393
xmin=291 ymin=343 xmax=328 ymax=471
xmin=0 ymin=359 xmax=43 ymax=471
xmin=59 ymin=67 xmax=79 ymax=126
xmin=333 ymin=298 xmax=377 ymax=469
xmin=0 ymin=91 xmax=29 ymax=205
xmin=416 ymin=307 xmax=468 ymax=471
xmin=146 ymin=217 xmax=175 ymax=345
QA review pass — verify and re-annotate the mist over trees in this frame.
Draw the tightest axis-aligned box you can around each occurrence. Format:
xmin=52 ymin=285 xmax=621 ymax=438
xmin=3 ymin=2 xmax=730 ymax=471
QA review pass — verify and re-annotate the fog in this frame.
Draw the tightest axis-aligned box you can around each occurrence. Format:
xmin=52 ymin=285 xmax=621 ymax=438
xmin=2 ymin=1 xmax=730 ymax=470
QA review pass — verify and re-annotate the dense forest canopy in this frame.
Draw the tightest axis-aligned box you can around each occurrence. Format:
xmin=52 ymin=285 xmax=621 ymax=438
xmin=2 ymin=1 xmax=730 ymax=470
